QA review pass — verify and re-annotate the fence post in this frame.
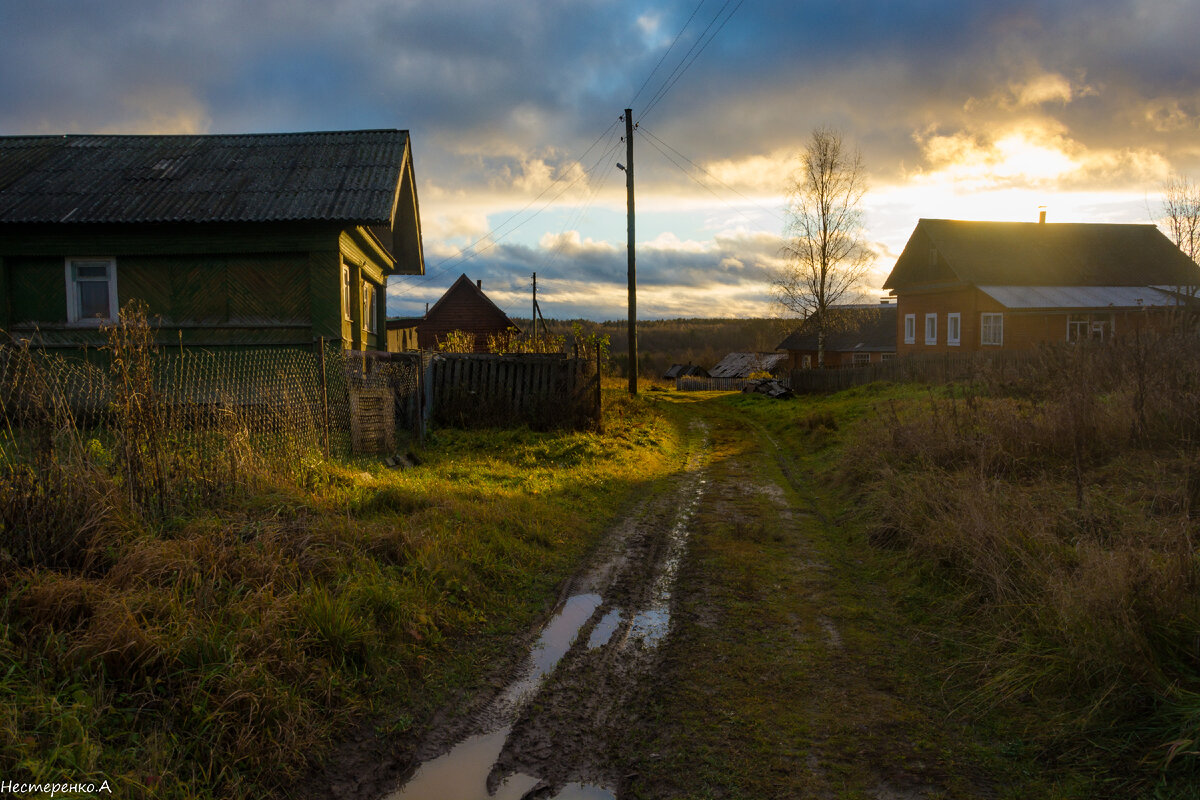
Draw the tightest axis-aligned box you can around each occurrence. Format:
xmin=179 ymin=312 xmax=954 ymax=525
xmin=318 ymin=337 xmax=330 ymax=458
xmin=595 ymin=341 xmax=603 ymax=430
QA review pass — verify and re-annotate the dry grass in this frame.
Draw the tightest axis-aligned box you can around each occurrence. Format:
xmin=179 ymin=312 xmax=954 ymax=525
xmin=0 ymin=308 xmax=679 ymax=798
xmin=839 ymin=330 xmax=1200 ymax=790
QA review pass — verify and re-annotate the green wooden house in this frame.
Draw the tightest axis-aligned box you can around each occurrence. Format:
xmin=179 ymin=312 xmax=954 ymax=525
xmin=0 ymin=130 xmax=424 ymax=351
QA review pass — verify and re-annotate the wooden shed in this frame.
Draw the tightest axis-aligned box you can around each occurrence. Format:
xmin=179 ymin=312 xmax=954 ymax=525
xmin=417 ymin=274 xmax=518 ymax=352
xmin=0 ymin=130 xmax=424 ymax=351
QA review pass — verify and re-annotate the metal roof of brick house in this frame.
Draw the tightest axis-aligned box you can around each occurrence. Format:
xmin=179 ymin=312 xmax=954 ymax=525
xmin=0 ymin=130 xmax=410 ymax=225
xmin=884 ymin=219 xmax=1200 ymax=290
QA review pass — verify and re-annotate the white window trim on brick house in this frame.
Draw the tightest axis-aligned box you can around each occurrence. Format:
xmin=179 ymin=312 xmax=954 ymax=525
xmin=947 ymin=312 xmax=961 ymax=346
xmin=925 ymin=313 xmax=937 ymax=345
xmin=981 ymin=312 xmax=1003 ymax=346
xmin=904 ymin=313 xmax=915 ymax=344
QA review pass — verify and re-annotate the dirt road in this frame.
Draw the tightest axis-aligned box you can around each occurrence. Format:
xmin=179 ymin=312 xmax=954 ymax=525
xmin=361 ymin=395 xmax=991 ymax=799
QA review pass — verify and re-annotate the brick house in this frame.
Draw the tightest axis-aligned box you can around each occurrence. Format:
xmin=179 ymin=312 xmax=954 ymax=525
xmin=883 ymin=219 xmax=1200 ymax=354
xmin=417 ymin=274 xmax=518 ymax=352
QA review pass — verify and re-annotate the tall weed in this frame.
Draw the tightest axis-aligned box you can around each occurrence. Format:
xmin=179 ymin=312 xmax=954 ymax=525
xmin=844 ymin=331 xmax=1200 ymax=784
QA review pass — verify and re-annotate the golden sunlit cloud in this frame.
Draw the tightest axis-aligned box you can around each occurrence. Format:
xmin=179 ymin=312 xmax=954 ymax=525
xmin=97 ymin=87 xmax=211 ymax=135
xmin=537 ymin=230 xmax=618 ymax=255
xmin=698 ymin=149 xmax=795 ymax=195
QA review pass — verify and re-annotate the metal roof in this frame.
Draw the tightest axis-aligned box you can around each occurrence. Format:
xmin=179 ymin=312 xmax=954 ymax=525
xmin=708 ymin=352 xmax=788 ymax=379
xmin=0 ymin=130 xmax=410 ymax=225
xmin=884 ymin=219 xmax=1200 ymax=290
xmin=977 ymin=285 xmax=1189 ymax=310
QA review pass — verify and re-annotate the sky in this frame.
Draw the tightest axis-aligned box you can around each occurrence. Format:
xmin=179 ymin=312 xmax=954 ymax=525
xmin=2 ymin=0 xmax=1198 ymax=321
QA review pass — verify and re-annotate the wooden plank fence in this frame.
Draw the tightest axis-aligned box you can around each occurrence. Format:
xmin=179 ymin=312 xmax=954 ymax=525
xmin=676 ymin=376 xmax=765 ymax=392
xmin=426 ymin=353 xmax=599 ymax=430
xmin=788 ymin=351 xmax=1037 ymax=394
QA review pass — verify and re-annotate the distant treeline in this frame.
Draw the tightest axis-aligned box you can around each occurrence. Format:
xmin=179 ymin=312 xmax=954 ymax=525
xmin=512 ymin=317 xmax=798 ymax=380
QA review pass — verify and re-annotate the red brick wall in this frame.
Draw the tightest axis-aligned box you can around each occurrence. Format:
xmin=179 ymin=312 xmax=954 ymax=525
xmin=417 ymin=282 xmax=515 ymax=352
xmin=895 ymin=286 xmax=1173 ymax=352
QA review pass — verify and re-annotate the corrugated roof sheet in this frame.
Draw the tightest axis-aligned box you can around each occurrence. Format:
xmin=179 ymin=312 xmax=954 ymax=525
xmin=977 ymin=285 xmax=1186 ymax=310
xmin=884 ymin=219 xmax=1200 ymax=290
xmin=708 ymin=352 xmax=788 ymax=379
xmin=0 ymin=130 xmax=409 ymax=225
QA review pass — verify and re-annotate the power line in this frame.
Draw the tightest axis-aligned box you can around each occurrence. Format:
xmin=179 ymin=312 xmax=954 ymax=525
xmin=640 ymin=0 xmax=746 ymax=122
xmin=628 ymin=0 xmax=707 ymax=108
xmin=636 ymin=127 xmax=780 ymax=231
xmin=388 ymin=119 xmax=624 ymax=298
xmin=638 ymin=125 xmax=785 ymax=224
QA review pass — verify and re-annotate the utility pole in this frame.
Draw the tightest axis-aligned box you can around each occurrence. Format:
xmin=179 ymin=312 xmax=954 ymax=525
xmin=531 ymin=271 xmax=538 ymax=344
xmin=623 ymin=108 xmax=637 ymax=395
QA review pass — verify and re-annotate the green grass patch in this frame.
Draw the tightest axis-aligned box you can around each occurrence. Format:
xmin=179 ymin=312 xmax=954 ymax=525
xmin=715 ymin=371 xmax=1200 ymax=798
xmin=0 ymin=387 xmax=683 ymax=798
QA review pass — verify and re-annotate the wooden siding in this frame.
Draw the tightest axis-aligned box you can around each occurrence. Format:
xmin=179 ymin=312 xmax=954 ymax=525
xmin=0 ymin=223 xmax=386 ymax=349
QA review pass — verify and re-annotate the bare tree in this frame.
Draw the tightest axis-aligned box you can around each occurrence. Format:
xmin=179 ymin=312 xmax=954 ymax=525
xmin=1163 ymin=174 xmax=1200 ymax=264
xmin=773 ymin=127 xmax=874 ymax=367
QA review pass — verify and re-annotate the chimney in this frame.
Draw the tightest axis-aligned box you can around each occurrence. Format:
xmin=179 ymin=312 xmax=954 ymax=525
xmin=1038 ymin=207 xmax=1047 ymax=224
xmin=476 ymin=279 xmax=482 ymax=290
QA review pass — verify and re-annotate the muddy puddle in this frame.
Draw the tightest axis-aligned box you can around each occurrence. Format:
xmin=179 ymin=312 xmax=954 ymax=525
xmin=382 ymin=424 xmax=710 ymax=800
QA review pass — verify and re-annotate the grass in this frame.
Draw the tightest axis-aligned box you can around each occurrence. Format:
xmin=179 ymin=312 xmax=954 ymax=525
xmin=619 ymin=349 xmax=1200 ymax=798
xmin=0 ymin=367 xmax=684 ymax=798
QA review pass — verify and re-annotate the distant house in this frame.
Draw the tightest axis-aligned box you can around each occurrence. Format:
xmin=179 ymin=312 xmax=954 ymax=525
xmin=417 ymin=274 xmax=518 ymax=352
xmin=778 ymin=305 xmax=897 ymax=368
xmin=708 ymin=352 xmax=788 ymax=379
xmin=385 ymin=317 xmax=422 ymax=352
xmin=0 ymin=130 xmax=424 ymax=351
xmin=883 ymin=218 xmax=1200 ymax=354
xmin=663 ymin=363 xmax=709 ymax=380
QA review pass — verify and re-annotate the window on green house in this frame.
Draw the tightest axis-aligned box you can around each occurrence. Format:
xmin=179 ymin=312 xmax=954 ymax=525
xmin=65 ymin=258 xmax=117 ymax=324
xmin=362 ymin=283 xmax=377 ymax=333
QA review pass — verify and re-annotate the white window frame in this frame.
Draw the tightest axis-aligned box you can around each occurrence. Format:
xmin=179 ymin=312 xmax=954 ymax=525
xmin=925 ymin=313 xmax=937 ymax=345
xmin=342 ymin=264 xmax=352 ymax=321
xmin=852 ymin=352 xmax=871 ymax=367
xmin=947 ymin=312 xmax=961 ymax=346
xmin=362 ymin=283 xmax=377 ymax=333
xmin=981 ymin=312 xmax=1004 ymax=346
xmin=904 ymin=313 xmax=916 ymax=344
xmin=881 ymin=352 xmax=897 ymax=362
xmin=64 ymin=258 xmax=118 ymax=325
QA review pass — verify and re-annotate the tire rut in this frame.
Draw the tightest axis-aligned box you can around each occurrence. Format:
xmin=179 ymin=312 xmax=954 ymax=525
xmin=379 ymin=420 xmax=710 ymax=800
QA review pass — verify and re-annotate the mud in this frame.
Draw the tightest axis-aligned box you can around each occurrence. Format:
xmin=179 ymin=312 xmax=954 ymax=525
xmin=374 ymin=420 xmax=711 ymax=800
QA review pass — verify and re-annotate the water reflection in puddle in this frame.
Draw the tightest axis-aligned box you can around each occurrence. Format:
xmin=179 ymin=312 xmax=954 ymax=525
xmin=503 ymin=593 xmax=602 ymax=705
xmin=587 ymin=609 xmax=622 ymax=649
xmin=625 ymin=477 xmax=705 ymax=650
xmin=381 ymin=727 xmax=539 ymax=800
xmin=388 ymin=593 xmax=613 ymax=800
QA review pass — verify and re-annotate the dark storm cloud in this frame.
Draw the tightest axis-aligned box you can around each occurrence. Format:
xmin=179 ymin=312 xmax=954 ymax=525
xmin=4 ymin=1 xmax=1199 ymax=317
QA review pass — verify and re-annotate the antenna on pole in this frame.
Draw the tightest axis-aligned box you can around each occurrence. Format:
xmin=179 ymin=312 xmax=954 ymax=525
xmin=623 ymin=108 xmax=638 ymax=395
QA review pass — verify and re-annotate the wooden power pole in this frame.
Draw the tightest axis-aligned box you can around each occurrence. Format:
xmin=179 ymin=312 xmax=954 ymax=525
xmin=531 ymin=271 xmax=538 ymax=344
xmin=623 ymin=108 xmax=638 ymax=395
